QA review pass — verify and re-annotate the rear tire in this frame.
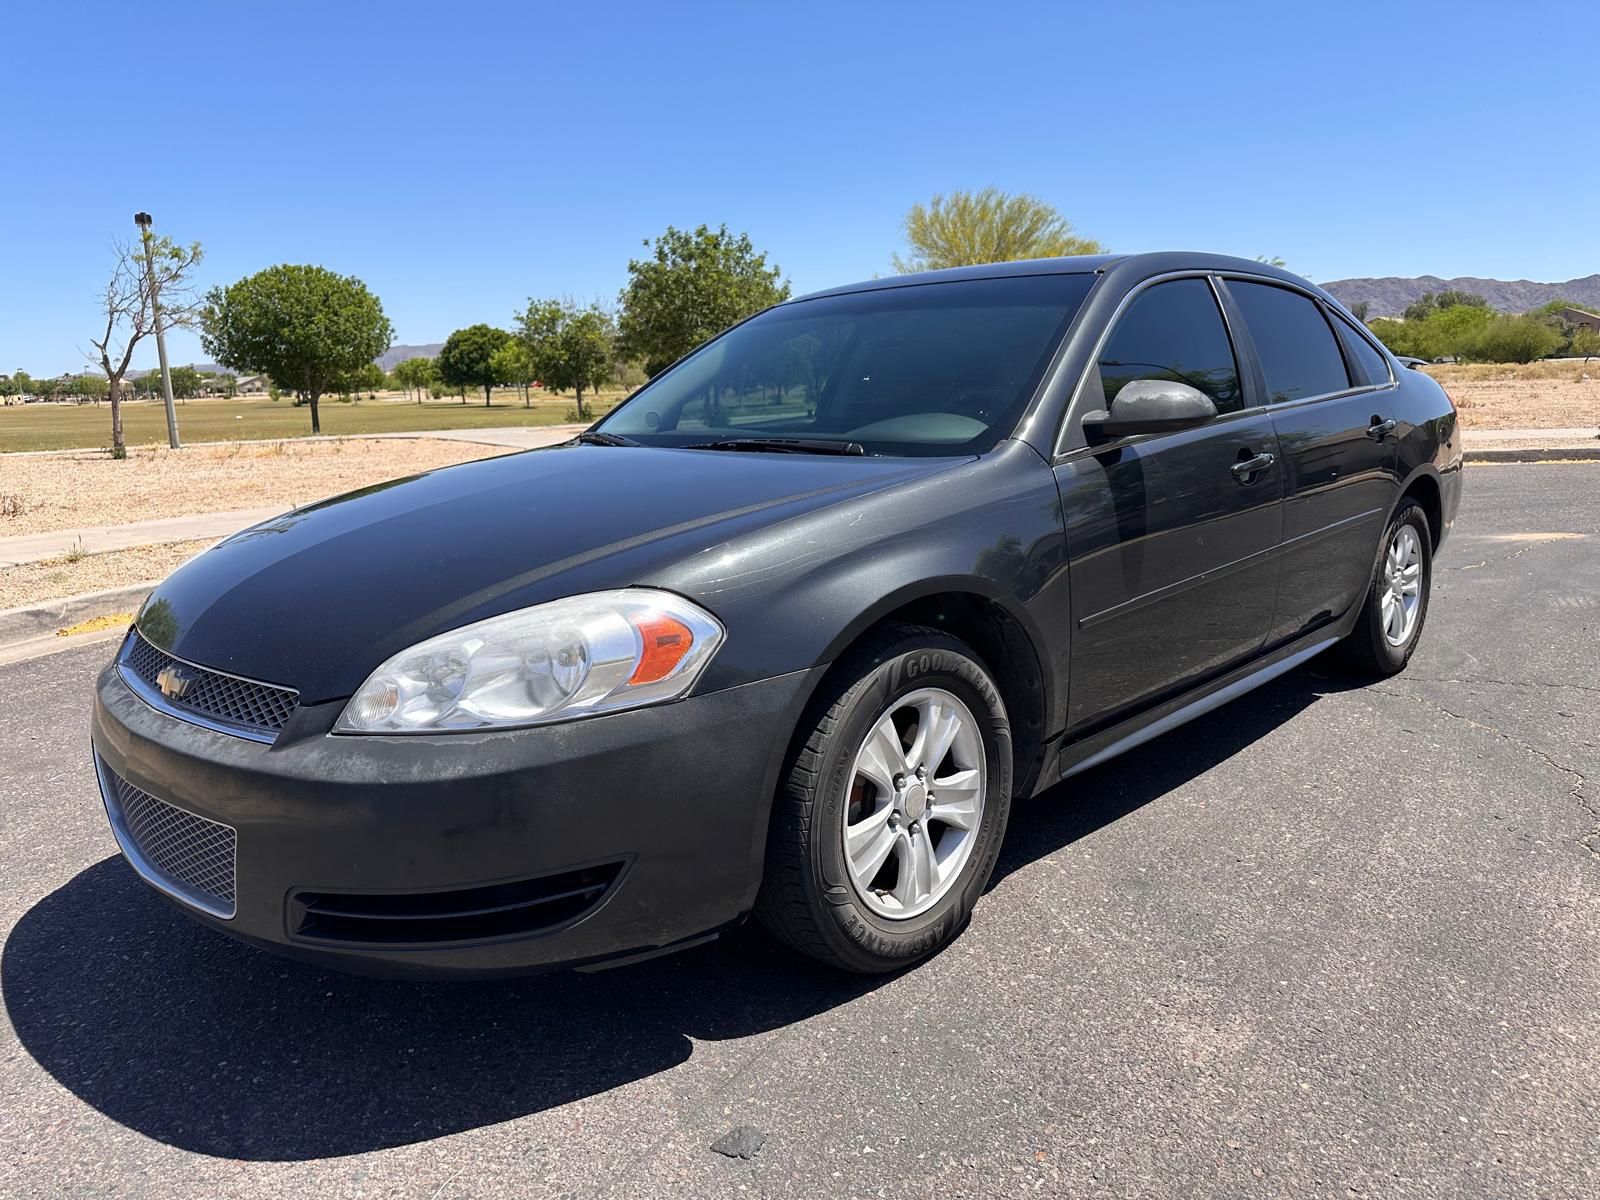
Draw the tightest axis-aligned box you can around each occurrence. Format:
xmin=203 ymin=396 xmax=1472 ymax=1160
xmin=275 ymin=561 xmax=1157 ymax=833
xmin=1335 ymin=501 xmax=1432 ymax=676
xmin=754 ymin=625 xmax=1012 ymax=973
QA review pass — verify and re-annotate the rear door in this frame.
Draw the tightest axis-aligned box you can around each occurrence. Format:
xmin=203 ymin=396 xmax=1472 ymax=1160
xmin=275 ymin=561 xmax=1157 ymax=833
xmin=1219 ymin=279 xmax=1399 ymax=644
xmin=1054 ymin=276 xmax=1284 ymax=730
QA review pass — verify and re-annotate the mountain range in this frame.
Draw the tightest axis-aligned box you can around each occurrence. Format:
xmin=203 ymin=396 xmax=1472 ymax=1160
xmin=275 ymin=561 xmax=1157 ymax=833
xmin=1321 ymin=274 xmax=1600 ymax=317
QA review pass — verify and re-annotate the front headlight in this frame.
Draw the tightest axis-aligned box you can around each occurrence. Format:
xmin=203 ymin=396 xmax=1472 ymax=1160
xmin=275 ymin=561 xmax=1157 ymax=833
xmin=334 ymin=589 xmax=724 ymax=733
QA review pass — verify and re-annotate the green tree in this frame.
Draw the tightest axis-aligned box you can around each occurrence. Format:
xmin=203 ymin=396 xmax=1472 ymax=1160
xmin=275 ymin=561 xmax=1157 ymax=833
xmin=518 ymin=298 xmax=615 ymax=419
xmin=166 ymin=365 xmax=203 ymax=399
xmin=1465 ymin=314 xmax=1562 ymax=364
xmin=436 ymin=324 xmax=512 ymax=406
xmin=331 ymin=361 xmax=387 ymax=400
xmin=1403 ymin=290 xmax=1487 ymax=323
xmin=617 ymin=224 xmax=789 ymax=376
xmin=201 ymin=264 xmax=393 ymax=434
xmin=1367 ymin=317 xmax=1426 ymax=358
xmin=892 ymin=187 xmax=1105 ymax=274
xmin=1426 ymin=304 xmax=1493 ymax=360
xmin=89 ymin=233 xmax=204 ymax=457
xmin=490 ymin=339 xmax=537 ymax=407
xmin=392 ymin=356 xmax=437 ymax=404
xmin=1568 ymin=325 xmax=1600 ymax=361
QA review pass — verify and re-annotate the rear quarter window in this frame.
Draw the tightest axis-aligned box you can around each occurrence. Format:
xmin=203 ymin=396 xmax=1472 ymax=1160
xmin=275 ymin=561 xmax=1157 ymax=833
xmin=1332 ymin=312 xmax=1393 ymax=387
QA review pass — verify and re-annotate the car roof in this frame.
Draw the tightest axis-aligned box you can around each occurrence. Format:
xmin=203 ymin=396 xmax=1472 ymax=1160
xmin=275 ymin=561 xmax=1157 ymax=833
xmin=791 ymin=251 xmax=1315 ymax=302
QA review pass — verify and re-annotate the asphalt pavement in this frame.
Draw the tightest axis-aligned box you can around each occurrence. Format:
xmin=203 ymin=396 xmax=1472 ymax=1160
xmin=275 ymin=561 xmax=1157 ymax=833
xmin=1 ymin=464 xmax=1595 ymax=1199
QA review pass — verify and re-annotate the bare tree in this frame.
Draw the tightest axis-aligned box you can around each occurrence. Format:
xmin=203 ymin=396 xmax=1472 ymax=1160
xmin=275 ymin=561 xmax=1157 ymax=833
xmin=87 ymin=234 xmax=203 ymax=458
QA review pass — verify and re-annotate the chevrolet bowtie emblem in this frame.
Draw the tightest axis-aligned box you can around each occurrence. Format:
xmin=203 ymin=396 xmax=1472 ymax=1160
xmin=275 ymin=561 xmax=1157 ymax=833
xmin=156 ymin=664 xmax=195 ymax=700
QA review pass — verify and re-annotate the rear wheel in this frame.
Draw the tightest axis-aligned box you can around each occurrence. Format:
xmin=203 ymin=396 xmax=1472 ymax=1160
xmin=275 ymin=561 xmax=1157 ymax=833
xmin=754 ymin=625 xmax=1012 ymax=973
xmin=1336 ymin=501 xmax=1433 ymax=676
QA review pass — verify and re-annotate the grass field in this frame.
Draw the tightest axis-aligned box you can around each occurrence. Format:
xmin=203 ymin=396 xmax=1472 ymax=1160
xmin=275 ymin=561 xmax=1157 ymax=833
xmin=0 ymin=390 xmax=625 ymax=453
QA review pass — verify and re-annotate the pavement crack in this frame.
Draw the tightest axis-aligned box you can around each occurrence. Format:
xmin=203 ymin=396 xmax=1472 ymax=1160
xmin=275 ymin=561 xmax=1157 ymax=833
xmin=1408 ymin=676 xmax=1600 ymax=696
xmin=1374 ymin=685 xmax=1597 ymax=861
xmin=1443 ymin=535 xmax=1581 ymax=572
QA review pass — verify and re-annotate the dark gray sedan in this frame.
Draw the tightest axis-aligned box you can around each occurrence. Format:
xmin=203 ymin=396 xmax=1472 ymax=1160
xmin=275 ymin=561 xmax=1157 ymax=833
xmin=91 ymin=252 xmax=1461 ymax=976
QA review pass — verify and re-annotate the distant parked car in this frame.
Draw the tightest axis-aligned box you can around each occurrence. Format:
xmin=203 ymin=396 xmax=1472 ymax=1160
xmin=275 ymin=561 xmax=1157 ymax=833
xmin=92 ymin=252 xmax=1462 ymax=978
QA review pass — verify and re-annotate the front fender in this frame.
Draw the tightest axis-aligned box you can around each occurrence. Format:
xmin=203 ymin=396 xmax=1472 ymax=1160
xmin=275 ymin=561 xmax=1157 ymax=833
xmin=655 ymin=441 xmax=1070 ymax=734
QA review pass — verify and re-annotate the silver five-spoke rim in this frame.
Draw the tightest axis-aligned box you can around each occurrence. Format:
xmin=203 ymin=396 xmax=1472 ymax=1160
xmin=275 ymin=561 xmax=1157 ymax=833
xmin=1380 ymin=524 xmax=1423 ymax=647
xmin=843 ymin=687 xmax=986 ymax=920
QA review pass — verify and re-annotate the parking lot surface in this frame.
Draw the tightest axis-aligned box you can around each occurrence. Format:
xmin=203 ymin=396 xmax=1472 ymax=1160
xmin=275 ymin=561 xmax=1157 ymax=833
xmin=1 ymin=464 xmax=1596 ymax=1199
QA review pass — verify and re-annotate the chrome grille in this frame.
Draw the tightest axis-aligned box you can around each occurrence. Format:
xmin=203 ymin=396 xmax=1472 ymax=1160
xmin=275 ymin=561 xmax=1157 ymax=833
xmin=121 ymin=628 xmax=298 ymax=740
xmin=97 ymin=758 xmax=237 ymax=918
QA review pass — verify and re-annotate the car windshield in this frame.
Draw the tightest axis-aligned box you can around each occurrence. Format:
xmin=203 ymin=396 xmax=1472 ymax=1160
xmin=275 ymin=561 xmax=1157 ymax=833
xmin=596 ymin=273 xmax=1096 ymax=456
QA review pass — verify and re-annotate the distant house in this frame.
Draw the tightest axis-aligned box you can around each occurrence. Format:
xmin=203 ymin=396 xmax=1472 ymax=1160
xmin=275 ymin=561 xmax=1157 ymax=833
xmin=1557 ymin=307 xmax=1600 ymax=333
xmin=235 ymin=375 xmax=269 ymax=394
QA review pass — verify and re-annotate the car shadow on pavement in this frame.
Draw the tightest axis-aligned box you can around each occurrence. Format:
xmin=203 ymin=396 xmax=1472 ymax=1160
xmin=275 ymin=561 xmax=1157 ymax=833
xmin=992 ymin=664 xmax=1352 ymax=886
xmin=3 ymin=665 xmax=1349 ymax=1163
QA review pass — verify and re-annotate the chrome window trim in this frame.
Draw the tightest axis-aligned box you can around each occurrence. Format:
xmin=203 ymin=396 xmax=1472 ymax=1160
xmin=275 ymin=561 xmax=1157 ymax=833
xmin=93 ymin=753 xmax=238 ymax=920
xmin=117 ymin=629 xmax=294 ymax=745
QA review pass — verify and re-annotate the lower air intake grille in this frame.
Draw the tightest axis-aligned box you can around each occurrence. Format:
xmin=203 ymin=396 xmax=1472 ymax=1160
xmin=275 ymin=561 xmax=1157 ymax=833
xmin=290 ymin=862 xmax=625 ymax=947
xmin=98 ymin=758 xmax=237 ymax=918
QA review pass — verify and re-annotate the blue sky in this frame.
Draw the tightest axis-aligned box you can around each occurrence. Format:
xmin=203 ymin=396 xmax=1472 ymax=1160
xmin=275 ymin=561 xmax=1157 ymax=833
xmin=2 ymin=0 xmax=1592 ymax=376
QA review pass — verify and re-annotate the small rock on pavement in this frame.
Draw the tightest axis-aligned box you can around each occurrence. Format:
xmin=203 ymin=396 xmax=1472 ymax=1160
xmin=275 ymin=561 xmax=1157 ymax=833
xmin=710 ymin=1125 xmax=767 ymax=1160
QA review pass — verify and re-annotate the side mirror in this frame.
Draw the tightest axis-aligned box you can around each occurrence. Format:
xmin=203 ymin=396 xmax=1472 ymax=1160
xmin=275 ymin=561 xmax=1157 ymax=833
xmin=1081 ymin=380 xmax=1218 ymax=444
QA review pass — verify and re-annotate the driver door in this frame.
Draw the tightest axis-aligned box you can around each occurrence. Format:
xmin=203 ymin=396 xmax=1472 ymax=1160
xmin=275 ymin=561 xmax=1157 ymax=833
xmin=1054 ymin=277 xmax=1284 ymax=731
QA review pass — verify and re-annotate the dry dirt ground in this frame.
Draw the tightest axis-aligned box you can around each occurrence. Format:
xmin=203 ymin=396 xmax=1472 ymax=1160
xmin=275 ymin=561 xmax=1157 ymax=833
xmin=0 ymin=439 xmax=505 ymax=538
xmin=0 ymin=539 xmax=211 ymax=611
xmin=1429 ymin=362 xmax=1600 ymax=428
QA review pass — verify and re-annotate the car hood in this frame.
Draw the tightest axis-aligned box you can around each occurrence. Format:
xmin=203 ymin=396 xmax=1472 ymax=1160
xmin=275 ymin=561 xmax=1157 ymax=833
xmin=134 ymin=443 xmax=955 ymax=703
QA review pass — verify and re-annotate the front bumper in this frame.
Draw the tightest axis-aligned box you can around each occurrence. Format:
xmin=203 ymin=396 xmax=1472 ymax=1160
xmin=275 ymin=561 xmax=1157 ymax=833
xmin=90 ymin=655 xmax=816 ymax=978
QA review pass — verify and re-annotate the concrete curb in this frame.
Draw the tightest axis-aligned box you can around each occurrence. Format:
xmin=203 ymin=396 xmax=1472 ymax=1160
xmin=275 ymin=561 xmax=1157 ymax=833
xmin=0 ymin=584 xmax=153 ymax=646
xmin=1465 ymin=446 xmax=1600 ymax=463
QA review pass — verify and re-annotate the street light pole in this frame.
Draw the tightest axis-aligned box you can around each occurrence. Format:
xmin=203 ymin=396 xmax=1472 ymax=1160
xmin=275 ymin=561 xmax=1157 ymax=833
xmin=133 ymin=211 xmax=181 ymax=450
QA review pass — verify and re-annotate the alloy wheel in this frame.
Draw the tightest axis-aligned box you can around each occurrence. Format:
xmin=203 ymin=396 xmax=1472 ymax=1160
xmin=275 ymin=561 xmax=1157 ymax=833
xmin=842 ymin=687 xmax=986 ymax=919
xmin=1380 ymin=524 xmax=1424 ymax=646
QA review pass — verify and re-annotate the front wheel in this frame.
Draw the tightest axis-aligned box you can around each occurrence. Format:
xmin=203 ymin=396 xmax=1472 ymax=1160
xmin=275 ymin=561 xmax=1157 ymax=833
xmin=754 ymin=625 xmax=1012 ymax=973
xmin=1336 ymin=501 xmax=1433 ymax=676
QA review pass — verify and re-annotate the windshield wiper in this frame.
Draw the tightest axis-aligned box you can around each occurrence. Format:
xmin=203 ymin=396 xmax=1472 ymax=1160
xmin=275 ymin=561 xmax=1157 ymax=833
xmin=575 ymin=430 xmax=639 ymax=447
xmin=685 ymin=437 xmax=865 ymax=456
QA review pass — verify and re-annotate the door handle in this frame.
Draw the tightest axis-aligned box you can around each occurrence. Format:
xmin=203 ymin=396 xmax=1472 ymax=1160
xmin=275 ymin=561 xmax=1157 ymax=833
xmin=1231 ymin=451 xmax=1276 ymax=481
xmin=1367 ymin=417 xmax=1397 ymax=440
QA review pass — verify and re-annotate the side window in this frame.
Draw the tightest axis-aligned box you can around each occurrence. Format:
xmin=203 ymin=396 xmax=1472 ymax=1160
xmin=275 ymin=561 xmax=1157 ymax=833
xmin=1096 ymin=278 xmax=1243 ymax=414
xmin=1227 ymin=281 xmax=1351 ymax=403
xmin=1332 ymin=312 xmax=1393 ymax=387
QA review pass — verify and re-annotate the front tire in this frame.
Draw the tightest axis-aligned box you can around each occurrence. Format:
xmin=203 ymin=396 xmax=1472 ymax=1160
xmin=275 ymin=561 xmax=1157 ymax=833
xmin=754 ymin=625 xmax=1012 ymax=973
xmin=1336 ymin=501 xmax=1433 ymax=676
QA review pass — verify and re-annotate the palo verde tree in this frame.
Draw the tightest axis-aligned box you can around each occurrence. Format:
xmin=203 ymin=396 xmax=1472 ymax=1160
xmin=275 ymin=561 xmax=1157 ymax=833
xmin=518 ymin=298 xmax=615 ymax=419
xmin=201 ymin=265 xmax=393 ymax=434
xmin=88 ymin=233 xmax=204 ymax=458
xmin=617 ymin=224 xmax=789 ymax=377
xmin=436 ymin=324 xmax=512 ymax=406
xmin=891 ymin=187 xmax=1104 ymax=273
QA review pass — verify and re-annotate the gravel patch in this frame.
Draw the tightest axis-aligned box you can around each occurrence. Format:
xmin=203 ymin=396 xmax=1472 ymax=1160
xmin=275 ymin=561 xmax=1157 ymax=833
xmin=1438 ymin=373 xmax=1600 ymax=429
xmin=0 ymin=540 xmax=213 ymax=609
xmin=0 ymin=438 xmax=505 ymax=537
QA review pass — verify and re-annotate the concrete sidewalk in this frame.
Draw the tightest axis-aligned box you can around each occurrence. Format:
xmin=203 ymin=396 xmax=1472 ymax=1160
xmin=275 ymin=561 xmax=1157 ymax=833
xmin=1 ymin=507 xmax=288 ymax=567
